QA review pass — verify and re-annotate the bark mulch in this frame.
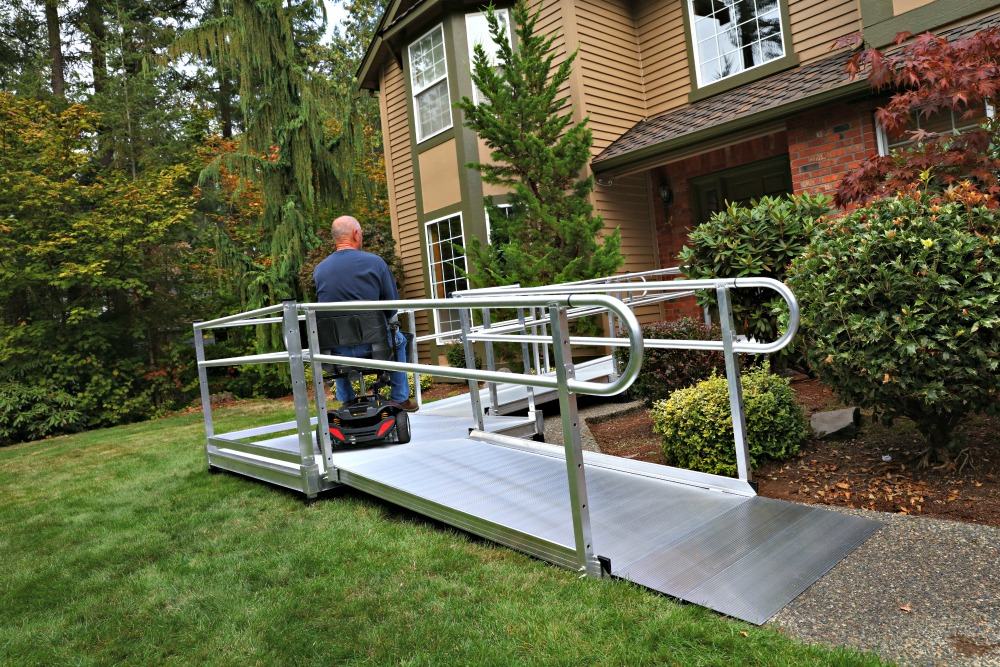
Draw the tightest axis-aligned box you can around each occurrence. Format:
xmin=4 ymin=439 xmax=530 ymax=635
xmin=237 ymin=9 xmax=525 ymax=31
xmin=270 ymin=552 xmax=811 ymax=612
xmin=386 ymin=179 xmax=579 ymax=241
xmin=588 ymin=379 xmax=1000 ymax=528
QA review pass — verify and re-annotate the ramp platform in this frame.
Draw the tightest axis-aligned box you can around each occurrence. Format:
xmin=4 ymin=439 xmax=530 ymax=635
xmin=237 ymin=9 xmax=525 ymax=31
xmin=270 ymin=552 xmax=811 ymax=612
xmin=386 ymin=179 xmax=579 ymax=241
xmin=328 ymin=414 xmax=879 ymax=625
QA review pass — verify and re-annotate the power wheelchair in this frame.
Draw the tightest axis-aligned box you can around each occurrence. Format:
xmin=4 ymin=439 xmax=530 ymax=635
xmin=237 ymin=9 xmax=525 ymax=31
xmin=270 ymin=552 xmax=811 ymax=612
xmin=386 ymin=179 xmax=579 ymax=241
xmin=315 ymin=310 xmax=412 ymax=448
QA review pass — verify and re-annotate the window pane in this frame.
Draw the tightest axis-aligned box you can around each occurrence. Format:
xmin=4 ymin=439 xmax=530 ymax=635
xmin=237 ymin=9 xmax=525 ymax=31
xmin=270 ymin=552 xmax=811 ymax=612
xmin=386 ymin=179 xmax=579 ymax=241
xmin=425 ymin=215 xmax=470 ymax=337
xmin=410 ymin=27 xmax=446 ymax=92
xmin=688 ymin=0 xmax=786 ymax=85
xmin=416 ymin=80 xmax=452 ymax=139
xmin=466 ymin=11 xmax=509 ymax=65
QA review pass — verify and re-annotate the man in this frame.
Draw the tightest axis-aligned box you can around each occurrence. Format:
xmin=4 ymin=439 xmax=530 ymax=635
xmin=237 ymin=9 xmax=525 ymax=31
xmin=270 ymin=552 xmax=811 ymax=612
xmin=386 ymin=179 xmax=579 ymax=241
xmin=313 ymin=215 xmax=417 ymax=411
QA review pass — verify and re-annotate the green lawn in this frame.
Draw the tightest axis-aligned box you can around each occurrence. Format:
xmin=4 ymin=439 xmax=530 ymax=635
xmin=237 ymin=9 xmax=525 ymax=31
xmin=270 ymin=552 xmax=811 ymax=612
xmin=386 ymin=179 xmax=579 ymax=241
xmin=0 ymin=401 xmax=883 ymax=666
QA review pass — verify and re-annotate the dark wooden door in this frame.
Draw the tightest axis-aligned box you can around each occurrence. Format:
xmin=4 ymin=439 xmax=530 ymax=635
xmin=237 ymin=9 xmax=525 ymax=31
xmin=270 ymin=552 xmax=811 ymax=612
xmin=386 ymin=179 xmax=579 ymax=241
xmin=691 ymin=155 xmax=792 ymax=224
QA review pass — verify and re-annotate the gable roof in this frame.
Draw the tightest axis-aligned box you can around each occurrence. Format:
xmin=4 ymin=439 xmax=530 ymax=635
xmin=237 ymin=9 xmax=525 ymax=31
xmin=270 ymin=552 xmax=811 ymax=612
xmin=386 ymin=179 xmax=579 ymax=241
xmin=592 ymin=9 xmax=1000 ymax=175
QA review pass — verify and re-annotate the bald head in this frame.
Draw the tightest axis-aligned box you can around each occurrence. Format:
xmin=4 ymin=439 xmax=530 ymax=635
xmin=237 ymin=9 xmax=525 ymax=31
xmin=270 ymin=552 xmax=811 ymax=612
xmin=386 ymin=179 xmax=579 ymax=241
xmin=332 ymin=215 xmax=363 ymax=250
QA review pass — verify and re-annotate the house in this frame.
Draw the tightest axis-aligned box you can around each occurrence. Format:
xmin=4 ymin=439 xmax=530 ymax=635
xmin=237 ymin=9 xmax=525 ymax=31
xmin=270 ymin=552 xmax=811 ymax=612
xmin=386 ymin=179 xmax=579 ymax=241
xmin=357 ymin=0 xmax=1000 ymax=360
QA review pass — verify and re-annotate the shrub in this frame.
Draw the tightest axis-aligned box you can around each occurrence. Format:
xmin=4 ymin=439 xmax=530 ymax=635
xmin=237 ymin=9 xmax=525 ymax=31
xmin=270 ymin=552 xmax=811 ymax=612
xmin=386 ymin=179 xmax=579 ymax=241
xmin=651 ymin=365 xmax=807 ymax=477
xmin=679 ymin=193 xmax=831 ymax=341
xmin=614 ymin=317 xmax=724 ymax=405
xmin=0 ymin=382 xmax=86 ymax=445
xmin=788 ymin=183 xmax=1000 ymax=459
xmin=445 ymin=344 xmax=482 ymax=370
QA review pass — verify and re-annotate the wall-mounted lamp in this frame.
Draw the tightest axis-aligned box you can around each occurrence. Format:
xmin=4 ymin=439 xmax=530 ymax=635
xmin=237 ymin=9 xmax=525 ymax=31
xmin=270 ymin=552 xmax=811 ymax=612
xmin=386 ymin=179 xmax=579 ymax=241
xmin=658 ymin=179 xmax=674 ymax=207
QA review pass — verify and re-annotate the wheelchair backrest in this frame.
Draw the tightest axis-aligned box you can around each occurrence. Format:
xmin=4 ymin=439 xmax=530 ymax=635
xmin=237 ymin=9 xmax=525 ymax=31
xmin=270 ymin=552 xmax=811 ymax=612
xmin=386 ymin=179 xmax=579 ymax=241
xmin=315 ymin=310 xmax=391 ymax=360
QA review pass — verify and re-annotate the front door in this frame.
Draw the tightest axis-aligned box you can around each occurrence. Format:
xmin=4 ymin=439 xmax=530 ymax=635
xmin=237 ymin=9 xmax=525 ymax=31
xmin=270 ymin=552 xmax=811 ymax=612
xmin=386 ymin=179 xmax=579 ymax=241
xmin=691 ymin=155 xmax=792 ymax=223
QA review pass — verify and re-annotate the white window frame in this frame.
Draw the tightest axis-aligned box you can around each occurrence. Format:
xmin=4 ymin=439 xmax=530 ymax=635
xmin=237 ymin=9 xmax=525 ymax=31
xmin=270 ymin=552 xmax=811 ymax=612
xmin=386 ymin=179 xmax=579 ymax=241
xmin=465 ymin=9 xmax=512 ymax=105
xmin=484 ymin=202 xmax=513 ymax=244
xmin=424 ymin=212 xmax=470 ymax=342
xmin=685 ymin=0 xmax=788 ymax=89
xmin=408 ymin=24 xmax=453 ymax=144
xmin=875 ymin=102 xmax=996 ymax=156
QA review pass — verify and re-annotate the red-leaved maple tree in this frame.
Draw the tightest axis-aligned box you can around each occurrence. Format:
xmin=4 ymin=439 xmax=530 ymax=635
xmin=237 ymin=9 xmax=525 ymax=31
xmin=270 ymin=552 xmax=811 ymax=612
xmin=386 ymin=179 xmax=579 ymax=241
xmin=835 ymin=27 xmax=1000 ymax=206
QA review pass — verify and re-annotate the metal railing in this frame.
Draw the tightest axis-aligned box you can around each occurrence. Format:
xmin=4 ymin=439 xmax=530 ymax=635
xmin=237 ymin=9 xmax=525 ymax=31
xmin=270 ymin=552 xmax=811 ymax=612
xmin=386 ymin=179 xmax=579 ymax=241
xmin=194 ymin=293 xmax=644 ymax=575
xmin=192 ymin=275 xmax=800 ymax=577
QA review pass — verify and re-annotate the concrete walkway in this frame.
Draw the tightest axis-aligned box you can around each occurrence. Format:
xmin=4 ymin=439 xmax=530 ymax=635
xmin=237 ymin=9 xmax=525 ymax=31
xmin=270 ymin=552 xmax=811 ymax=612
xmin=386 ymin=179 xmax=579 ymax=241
xmin=771 ymin=507 xmax=1000 ymax=666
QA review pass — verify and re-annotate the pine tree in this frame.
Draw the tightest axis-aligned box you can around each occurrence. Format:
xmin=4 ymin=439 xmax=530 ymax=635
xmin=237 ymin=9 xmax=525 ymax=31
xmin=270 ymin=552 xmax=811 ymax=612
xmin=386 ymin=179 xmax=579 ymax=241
xmin=457 ymin=0 xmax=623 ymax=288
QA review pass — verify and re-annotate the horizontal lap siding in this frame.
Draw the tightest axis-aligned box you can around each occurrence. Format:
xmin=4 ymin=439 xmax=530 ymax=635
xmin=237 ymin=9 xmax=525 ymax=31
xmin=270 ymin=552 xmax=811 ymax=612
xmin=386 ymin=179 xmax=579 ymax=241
xmin=572 ymin=0 xmax=659 ymax=324
xmin=381 ymin=61 xmax=432 ymax=347
xmin=788 ymin=0 xmax=862 ymax=64
xmin=636 ymin=0 xmax=691 ymax=118
xmin=575 ymin=0 xmax=646 ymax=154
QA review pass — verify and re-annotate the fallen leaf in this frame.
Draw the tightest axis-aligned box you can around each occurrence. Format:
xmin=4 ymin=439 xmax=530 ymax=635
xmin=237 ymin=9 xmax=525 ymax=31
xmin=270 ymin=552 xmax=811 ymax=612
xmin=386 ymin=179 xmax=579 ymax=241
xmin=739 ymin=631 xmax=749 ymax=637
xmin=899 ymin=603 xmax=912 ymax=613
xmin=836 ymin=482 xmax=851 ymax=490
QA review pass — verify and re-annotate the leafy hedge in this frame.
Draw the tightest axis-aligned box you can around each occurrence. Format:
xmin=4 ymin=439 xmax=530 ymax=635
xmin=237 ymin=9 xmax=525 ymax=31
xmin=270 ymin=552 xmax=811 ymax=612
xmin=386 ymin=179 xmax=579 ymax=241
xmin=789 ymin=184 xmax=1000 ymax=455
xmin=651 ymin=365 xmax=807 ymax=476
xmin=614 ymin=317 xmax=724 ymax=405
xmin=679 ymin=193 xmax=831 ymax=342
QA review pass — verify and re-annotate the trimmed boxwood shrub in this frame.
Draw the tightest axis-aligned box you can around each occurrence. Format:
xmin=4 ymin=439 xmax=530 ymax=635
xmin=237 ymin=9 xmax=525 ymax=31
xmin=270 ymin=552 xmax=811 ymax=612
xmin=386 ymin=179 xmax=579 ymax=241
xmin=614 ymin=317 xmax=724 ymax=405
xmin=651 ymin=365 xmax=807 ymax=477
xmin=679 ymin=193 xmax=831 ymax=342
xmin=788 ymin=185 xmax=1000 ymax=458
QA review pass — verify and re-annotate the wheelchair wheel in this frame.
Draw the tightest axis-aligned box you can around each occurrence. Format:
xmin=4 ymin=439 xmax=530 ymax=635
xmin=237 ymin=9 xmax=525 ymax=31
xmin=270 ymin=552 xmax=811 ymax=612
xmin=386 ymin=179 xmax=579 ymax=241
xmin=395 ymin=411 xmax=411 ymax=444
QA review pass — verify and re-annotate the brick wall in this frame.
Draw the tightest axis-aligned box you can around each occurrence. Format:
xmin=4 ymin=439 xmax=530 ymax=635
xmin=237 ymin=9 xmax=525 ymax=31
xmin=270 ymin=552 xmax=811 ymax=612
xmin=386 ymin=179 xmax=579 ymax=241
xmin=651 ymin=132 xmax=788 ymax=319
xmin=787 ymin=101 xmax=881 ymax=197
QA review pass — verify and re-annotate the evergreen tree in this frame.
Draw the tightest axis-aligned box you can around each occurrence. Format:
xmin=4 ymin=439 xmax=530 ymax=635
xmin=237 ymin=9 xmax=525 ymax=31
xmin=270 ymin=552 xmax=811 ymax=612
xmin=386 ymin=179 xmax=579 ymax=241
xmin=171 ymin=0 xmax=344 ymax=314
xmin=457 ymin=0 xmax=622 ymax=288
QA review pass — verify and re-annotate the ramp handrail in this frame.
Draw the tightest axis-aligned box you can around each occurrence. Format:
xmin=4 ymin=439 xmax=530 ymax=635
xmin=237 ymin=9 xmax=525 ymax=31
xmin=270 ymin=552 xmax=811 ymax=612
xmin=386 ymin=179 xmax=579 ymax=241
xmin=299 ymin=294 xmax=643 ymax=398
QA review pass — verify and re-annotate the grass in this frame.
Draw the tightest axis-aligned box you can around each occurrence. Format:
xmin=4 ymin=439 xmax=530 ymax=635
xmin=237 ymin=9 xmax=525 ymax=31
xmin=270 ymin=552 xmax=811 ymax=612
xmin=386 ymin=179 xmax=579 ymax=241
xmin=0 ymin=400 xmax=885 ymax=666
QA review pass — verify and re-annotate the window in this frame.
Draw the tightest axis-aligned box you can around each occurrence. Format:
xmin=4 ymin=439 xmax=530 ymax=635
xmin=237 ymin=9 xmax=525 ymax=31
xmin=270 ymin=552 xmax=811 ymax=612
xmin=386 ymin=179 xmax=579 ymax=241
xmin=465 ymin=9 xmax=511 ymax=104
xmin=425 ymin=214 xmax=469 ymax=338
xmin=876 ymin=103 xmax=995 ymax=156
xmin=409 ymin=24 xmax=452 ymax=142
xmin=687 ymin=0 xmax=786 ymax=87
xmin=484 ymin=203 xmax=514 ymax=245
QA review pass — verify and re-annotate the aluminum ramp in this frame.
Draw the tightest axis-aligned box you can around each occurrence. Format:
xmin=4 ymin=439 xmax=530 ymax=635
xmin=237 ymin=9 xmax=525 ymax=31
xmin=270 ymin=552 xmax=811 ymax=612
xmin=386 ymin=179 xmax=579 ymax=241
xmin=324 ymin=412 xmax=880 ymax=625
xmin=421 ymin=355 xmax=616 ymax=417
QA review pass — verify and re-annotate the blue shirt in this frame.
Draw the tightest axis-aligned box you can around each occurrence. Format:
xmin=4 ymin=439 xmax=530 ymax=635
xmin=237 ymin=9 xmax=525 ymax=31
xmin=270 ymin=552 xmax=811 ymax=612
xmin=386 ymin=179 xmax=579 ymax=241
xmin=313 ymin=249 xmax=399 ymax=318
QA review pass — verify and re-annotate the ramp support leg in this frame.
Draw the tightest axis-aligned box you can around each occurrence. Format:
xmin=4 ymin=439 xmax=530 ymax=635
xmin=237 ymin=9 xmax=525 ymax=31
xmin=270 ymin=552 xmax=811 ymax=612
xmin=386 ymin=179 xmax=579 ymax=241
xmin=193 ymin=322 xmax=215 ymax=469
xmin=549 ymin=304 xmax=599 ymax=577
xmin=716 ymin=287 xmax=752 ymax=485
xmin=305 ymin=309 xmax=333 ymax=475
xmin=283 ymin=301 xmax=321 ymax=498
xmin=459 ymin=308 xmax=485 ymax=431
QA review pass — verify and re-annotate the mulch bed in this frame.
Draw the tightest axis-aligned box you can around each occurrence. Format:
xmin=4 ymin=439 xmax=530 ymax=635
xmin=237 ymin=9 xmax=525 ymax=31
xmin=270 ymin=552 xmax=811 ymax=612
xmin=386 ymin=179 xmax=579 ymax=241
xmin=588 ymin=379 xmax=1000 ymax=528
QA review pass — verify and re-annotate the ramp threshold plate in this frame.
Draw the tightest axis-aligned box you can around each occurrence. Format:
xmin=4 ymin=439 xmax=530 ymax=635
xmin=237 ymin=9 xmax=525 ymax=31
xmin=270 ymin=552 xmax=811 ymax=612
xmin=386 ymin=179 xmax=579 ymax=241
xmin=329 ymin=422 xmax=880 ymax=625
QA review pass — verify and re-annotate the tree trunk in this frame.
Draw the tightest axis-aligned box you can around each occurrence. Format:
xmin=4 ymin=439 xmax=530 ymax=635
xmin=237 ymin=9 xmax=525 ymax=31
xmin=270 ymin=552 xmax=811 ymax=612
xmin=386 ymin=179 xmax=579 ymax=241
xmin=84 ymin=0 xmax=108 ymax=95
xmin=43 ymin=0 xmax=65 ymax=99
xmin=84 ymin=0 xmax=111 ymax=167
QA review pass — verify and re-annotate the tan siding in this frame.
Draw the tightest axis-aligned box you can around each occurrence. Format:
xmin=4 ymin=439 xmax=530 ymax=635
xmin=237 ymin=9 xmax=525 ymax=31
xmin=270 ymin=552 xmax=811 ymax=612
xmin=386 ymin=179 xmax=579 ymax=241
xmin=574 ymin=0 xmax=647 ymax=155
xmin=380 ymin=60 xmax=432 ymax=344
xmin=635 ymin=0 xmax=691 ymax=118
xmin=788 ymin=0 xmax=862 ymax=64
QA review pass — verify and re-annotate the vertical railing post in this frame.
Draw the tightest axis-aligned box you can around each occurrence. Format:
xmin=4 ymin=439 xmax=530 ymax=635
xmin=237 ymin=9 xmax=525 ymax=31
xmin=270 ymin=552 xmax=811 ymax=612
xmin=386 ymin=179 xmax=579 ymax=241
xmin=459 ymin=307 xmax=485 ymax=431
xmin=304 ymin=308 xmax=332 ymax=475
xmin=193 ymin=323 xmax=215 ymax=468
xmin=483 ymin=307 xmax=499 ymax=414
xmin=606 ymin=310 xmax=620 ymax=381
xmin=716 ymin=287 xmax=752 ymax=484
xmin=517 ymin=307 xmax=537 ymax=418
xmin=549 ymin=303 xmax=598 ymax=577
xmin=283 ymin=300 xmax=320 ymax=498
xmin=540 ymin=307 xmax=551 ymax=373
xmin=408 ymin=310 xmax=423 ymax=409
